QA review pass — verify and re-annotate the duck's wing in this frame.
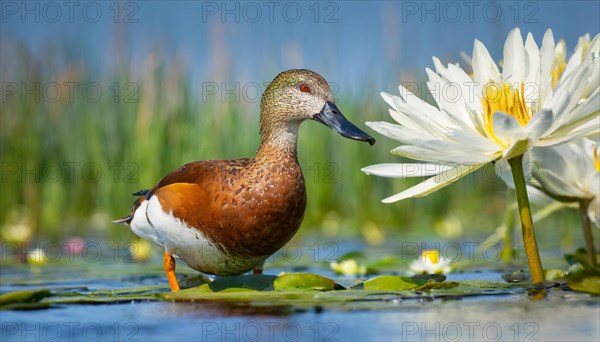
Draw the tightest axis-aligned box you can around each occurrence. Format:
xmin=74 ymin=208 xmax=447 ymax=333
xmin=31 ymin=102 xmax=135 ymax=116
xmin=148 ymin=161 xmax=215 ymax=198
xmin=114 ymin=159 xmax=253 ymax=225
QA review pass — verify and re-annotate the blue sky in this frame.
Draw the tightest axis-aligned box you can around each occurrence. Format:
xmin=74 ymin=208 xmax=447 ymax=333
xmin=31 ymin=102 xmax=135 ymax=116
xmin=2 ymin=1 xmax=599 ymax=93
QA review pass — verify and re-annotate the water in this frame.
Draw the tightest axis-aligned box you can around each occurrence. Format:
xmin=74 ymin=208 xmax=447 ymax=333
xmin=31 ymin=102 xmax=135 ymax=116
xmin=1 ymin=239 xmax=599 ymax=342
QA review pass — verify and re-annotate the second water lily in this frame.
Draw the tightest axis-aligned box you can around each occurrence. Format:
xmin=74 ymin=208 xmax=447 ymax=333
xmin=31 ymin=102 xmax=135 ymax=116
xmin=530 ymin=138 xmax=600 ymax=266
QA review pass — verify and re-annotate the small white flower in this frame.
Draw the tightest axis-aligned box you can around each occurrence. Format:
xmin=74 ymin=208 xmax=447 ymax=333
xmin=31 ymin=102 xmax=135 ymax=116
xmin=408 ymin=250 xmax=453 ymax=275
xmin=27 ymin=248 xmax=47 ymax=266
xmin=330 ymin=259 xmax=367 ymax=277
xmin=362 ymin=28 xmax=599 ymax=203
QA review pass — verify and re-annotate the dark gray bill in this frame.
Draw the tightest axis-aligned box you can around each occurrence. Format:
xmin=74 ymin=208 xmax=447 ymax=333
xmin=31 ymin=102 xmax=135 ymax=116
xmin=313 ymin=102 xmax=376 ymax=145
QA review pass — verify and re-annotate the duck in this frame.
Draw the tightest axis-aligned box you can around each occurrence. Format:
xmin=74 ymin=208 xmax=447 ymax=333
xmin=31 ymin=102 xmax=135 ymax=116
xmin=114 ymin=69 xmax=375 ymax=291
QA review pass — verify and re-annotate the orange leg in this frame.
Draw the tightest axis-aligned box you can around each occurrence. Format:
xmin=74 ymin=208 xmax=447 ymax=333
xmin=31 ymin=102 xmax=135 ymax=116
xmin=163 ymin=251 xmax=180 ymax=291
xmin=252 ymin=261 xmax=264 ymax=275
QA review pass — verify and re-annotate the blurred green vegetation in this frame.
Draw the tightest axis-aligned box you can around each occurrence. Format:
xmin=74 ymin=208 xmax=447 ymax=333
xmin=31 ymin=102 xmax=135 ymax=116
xmin=0 ymin=40 xmax=579 ymax=246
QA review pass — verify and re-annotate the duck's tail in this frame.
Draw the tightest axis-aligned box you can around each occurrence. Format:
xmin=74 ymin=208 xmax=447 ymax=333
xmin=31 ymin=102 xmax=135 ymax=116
xmin=112 ymin=190 xmax=150 ymax=226
xmin=112 ymin=216 xmax=132 ymax=225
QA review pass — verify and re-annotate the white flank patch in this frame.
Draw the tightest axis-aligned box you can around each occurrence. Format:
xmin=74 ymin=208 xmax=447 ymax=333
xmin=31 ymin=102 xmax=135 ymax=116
xmin=130 ymin=196 xmax=264 ymax=275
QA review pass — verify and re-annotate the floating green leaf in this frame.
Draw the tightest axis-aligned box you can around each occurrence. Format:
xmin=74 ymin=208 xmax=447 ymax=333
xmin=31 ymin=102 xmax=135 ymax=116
xmin=274 ymin=273 xmax=340 ymax=291
xmin=363 ymin=276 xmax=426 ymax=291
xmin=209 ymin=275 xmax=277 ymax=292
xmin=0 ymin=289 xmax=52 ymax=306
xmin=567 ymin=270 xmax=600 ymax=295
xmin=414 ymin=280 xmax=459 ymax=291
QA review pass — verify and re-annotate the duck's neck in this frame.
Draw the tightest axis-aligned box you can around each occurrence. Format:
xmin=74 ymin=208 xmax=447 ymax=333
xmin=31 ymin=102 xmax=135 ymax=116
xmin=256 ymin=120 xmax=300 ymax=161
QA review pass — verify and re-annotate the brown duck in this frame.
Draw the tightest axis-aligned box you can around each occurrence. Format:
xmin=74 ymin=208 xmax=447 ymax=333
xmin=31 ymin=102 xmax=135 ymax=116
xmin=115 ymin=69 xmax=375 ymax=291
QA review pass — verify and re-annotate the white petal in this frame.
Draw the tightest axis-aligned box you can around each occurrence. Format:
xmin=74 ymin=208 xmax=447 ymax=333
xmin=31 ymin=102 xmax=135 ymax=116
xmin=502 ymin=28 xmax=526 ymax=84
xmin=588 ymin=195 xmax=600 ymax=227
xmin=472 ymin=39 xmax=500 ymax=85
xmin=390 ymin=87 xmax=455 ymax=136
xmin=366 ymin=121 xmax=434 ymax=146
xmin=425 ymin=68 xmax=472 ymax=127
xmin=386 ymin=108 xmax=423 ymax=132
xmin=447 ymin=63 xmax=484 ymax=112
xmin=582 ymin=52 xmax=600 ymax=98
xmin=555 ymin=87 xmax=600 ymax=128
xmin=381 ymin=163 xmax=487 ymax=203
xmin=535 ymin=169 xmax=587 ymax=198
xmin=392 ymin=145 xmax=499 ymax=164
xmin=380 ymin=91 xmax=397 ymax=110
xmin=492 ymin=111 xmax=527 ymax=144
xmin=540 ymin=29 xmax=555 ymax=105
xmin=361 ymin=163 xmax=453 ymax=178
xmin=524 ymin=33 xmax=541 ymax=112
xmin=545 ymin=59 xmax=598 ymax=137
xmin=527 ymin=109 xmax=554 ymax=140
xmin=529 ymin=143 xmax=591 ymax=198
xmin=587 ymin=34 xmax=600 ymax=57
xmin=367 ymin=121 xmax=490 ymax=158
xmin=545 ymin=56 xmax=593 ymax=119
xmin=590 ymin=173 xmax=600 ymax=199
xmin=559 ymin=47 xmax=583 ymax=84
xmin=538 ymin=119 xmax=600 ymax=147
xmin=527 ymin=186 xmax=555 ymax=206
xmin=427 ymin=61 xmax=486 ymax=132
xmin=380 ymin=92 xmax=426 ymax=132
xmin=494 ymin=158 xmax=514 ymax=188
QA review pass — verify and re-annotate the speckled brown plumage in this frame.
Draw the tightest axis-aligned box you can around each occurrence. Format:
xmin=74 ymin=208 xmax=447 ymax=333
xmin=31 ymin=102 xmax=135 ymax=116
xmin=149 ymin=150 xmax=306 ymax=260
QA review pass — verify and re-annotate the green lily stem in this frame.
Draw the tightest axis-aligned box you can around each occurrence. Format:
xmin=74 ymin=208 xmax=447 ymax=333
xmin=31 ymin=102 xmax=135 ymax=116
xmin=507 ymin=155 xmax=544 ymax=283
xmin=579 ymin=199 xmax=598 ymax=267
xmin=502 ymin=190 xmax=515 ymax=263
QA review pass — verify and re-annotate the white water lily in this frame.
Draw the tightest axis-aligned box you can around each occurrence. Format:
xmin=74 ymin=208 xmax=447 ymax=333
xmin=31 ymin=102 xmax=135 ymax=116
xmin=531 ymin=138 xmax=600 ymax=226
xmin=329 ymin=259 xmax=367 ymax=277
xmin=362 ymin=28 xmax=599 ymax=203
xmin=27 ymin=248 xmax=47 ymax=266
xmin=408 ymin=250 xmax=453 ymax=275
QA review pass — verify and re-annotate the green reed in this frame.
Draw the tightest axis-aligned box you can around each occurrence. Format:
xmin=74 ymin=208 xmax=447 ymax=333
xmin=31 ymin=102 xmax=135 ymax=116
xmin=0 ymin=41 xmax=578 ymax=244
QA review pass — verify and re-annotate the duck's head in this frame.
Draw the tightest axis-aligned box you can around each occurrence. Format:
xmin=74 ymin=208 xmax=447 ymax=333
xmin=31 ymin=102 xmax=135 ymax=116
xmin=260 ymin=69 xmax=375 ymax=145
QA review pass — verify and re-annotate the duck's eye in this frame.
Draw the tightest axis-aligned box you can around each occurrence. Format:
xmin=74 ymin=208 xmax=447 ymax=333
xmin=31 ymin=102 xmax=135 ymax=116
xmin=299 ymin=84 xmax=311 ymax=93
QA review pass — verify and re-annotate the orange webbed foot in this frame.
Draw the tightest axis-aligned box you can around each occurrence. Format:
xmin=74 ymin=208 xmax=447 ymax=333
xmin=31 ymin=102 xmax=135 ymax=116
xmin=163 ymin=251 xmax=180 ymax=292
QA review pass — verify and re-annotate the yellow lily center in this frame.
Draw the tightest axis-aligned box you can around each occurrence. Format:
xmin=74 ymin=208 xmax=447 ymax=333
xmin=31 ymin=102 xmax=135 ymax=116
xmin=422 ymin=250 xmax=440 ymax=264
xmin=594 ymin=144 xmax=600 ymax=173
xmin=481 ymin=82 xmax=532 ymax=147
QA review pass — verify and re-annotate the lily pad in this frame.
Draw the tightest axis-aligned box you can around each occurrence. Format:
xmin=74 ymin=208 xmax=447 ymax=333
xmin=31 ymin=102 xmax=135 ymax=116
xmin=91 ymin=285 xmax=169 ymax=296
xmin=411 ymin=274 xmax=447 ymax=282
xmin=567 ymin=269 xmax=600 ymax=295
xmin=363 ymin=276 xmax=426 ymax=291
xmin=413 ymin=280 xmax=459 ymax=291
xmin=159 ymin=288 xmax=322 ymax=302
xmin=0 ymin=289 xmax=52 ymax=306
xmin=274 ymin=273 xmax=341 ymax=291
xmin=208 ymin=275 xmax=277 ymax=292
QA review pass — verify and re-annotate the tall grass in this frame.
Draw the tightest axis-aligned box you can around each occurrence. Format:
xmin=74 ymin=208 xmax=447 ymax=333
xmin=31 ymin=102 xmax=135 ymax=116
xmin=0 ymin=39 xmax=578 ymax=244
